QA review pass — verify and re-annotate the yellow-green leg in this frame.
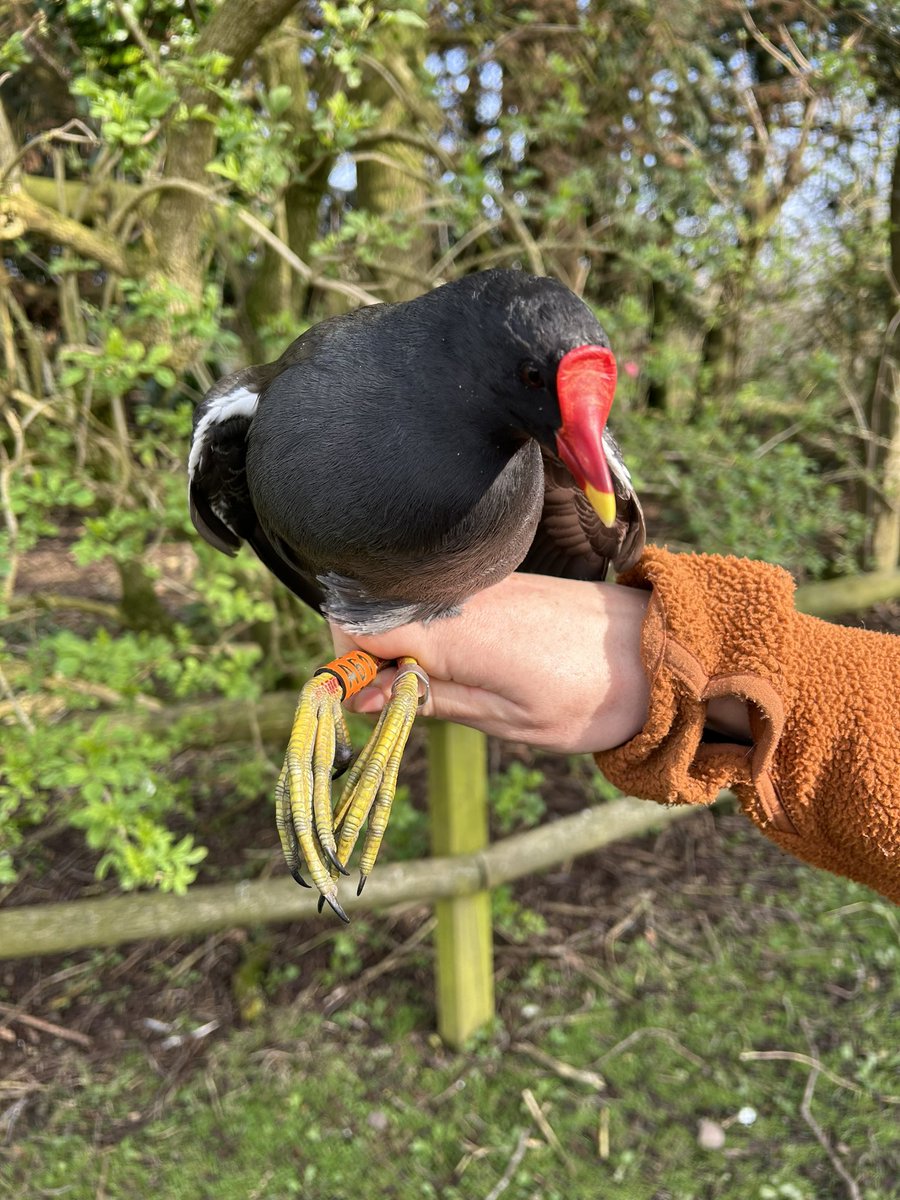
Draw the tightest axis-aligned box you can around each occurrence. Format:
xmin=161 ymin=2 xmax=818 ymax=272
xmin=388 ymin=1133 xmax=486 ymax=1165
xmin=276 ymin=652 xmax=427 ymax=921
xmin=333 ymin=659 xmax=426 ymax=894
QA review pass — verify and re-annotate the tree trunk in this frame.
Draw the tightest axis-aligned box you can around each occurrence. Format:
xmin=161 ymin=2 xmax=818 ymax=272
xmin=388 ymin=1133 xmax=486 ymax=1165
xmin=869 ymin=136 xmax=900 ymax=570
xmin=355 ymin=9 xmax=433 ymax=302
xmin=244 ymin=18 xmax=333 ymax=347
xmin=147 ymin=0 xmax=300 ymax=364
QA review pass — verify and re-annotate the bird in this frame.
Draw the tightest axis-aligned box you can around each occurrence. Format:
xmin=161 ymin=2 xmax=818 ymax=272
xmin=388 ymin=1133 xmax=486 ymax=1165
xmin=188 ymin=269 xmax=645 ymax=920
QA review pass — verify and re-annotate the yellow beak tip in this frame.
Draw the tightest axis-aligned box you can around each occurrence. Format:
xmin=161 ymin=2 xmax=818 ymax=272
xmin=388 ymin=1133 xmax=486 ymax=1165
xmin=586 ymin=485 xmax=617 ymax=529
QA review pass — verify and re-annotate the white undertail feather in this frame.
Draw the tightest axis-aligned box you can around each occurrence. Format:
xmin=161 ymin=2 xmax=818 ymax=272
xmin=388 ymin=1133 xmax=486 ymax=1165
xmin=187 ymin=384 xmax=259 ymax=479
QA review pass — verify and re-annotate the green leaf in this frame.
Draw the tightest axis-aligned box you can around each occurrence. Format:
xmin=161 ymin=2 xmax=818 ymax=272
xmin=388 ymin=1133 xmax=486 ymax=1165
xmin=267 ymin=85 xmax=293 ymax=116
xmin=382 ymin=8 xmax=427 ymax=29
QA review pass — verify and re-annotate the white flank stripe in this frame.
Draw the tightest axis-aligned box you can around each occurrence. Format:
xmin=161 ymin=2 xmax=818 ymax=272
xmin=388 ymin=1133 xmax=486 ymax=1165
xmin=603 ymin=432 xmax=633 ymax=488
xmin=188 ymin=384 xmax=259 ymax=479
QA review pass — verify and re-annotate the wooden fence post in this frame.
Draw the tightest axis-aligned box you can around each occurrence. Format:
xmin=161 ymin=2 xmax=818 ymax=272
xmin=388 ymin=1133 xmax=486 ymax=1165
xmin=427 ymin=722 xmax=494 ymax=1048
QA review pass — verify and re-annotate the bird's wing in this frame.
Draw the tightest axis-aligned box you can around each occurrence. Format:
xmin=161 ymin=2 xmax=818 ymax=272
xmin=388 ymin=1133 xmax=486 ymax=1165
xmin=519 ymin=443 xmax=645 ymax=581
xmin=188 ymin=372 xmax=325 ymax=612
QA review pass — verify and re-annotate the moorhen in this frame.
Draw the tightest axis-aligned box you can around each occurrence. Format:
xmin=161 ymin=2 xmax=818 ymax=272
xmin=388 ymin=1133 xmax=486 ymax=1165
xmin=189 ymin=270 xmax=645 ymax=919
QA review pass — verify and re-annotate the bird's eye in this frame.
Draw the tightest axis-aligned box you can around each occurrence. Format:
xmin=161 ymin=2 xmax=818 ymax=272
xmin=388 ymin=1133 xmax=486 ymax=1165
xmin=518 ymin=360 xmax=544 ymax=389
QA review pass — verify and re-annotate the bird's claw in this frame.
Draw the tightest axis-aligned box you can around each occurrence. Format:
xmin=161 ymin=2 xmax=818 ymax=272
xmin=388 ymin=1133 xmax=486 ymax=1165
xmin=276 ymin=652 xmax=427 ymax=920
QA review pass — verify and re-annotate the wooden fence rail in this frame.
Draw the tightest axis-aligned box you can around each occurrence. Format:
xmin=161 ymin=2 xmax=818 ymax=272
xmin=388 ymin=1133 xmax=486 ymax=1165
xmin=0 ymin=794 xmax=693 ymax=955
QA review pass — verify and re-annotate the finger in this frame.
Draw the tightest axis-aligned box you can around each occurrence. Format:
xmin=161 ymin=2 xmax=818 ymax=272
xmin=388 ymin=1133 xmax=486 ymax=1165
xmin=329 ymin=625 xmax=357 ymax=657
xmin=348 ymin=673 xmax=518 ymax=736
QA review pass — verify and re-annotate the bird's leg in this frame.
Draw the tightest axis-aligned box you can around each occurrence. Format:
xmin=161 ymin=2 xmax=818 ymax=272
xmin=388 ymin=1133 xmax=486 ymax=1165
xmin=332 ymin=658 xmax=428 ymax=896
xmin=277 ymin=650 xmax=383 ymax=920
xmin=276 ymin=651 xmax=428 ymax=921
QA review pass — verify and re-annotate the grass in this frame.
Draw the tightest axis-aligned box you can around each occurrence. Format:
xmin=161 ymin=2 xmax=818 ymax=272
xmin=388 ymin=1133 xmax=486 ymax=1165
xmin=2 ymin=819 xmax=898 ymax=1200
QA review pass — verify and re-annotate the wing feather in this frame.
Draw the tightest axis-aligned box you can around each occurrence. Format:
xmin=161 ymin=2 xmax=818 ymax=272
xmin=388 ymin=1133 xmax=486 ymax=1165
xmin=188 ymin=374 xmax=325 ymax=612
xmin=519 ymin=446 xmax=645 ymax=581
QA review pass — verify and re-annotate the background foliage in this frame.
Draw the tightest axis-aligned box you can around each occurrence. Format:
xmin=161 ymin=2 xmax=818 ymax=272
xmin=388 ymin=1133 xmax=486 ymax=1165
xmin=1 ymin=0 xmax=898 ymax=892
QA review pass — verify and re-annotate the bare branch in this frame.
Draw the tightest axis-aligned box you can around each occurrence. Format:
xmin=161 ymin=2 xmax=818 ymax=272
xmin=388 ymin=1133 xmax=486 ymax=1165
xmin=0 ymin=188 xmax=128 ymax=274
xmin=494 ymin=190 xmax=545 ymax=277
xmin=112 ymin=175 xmax=381 ymax=307
xmin=355 ymin=126 xmax=455 ymax=173
xmin=0 ymin=120 xmax=99 ymax=188
xmin=428 ymin=219 xmax=498 ymax=282
xmin=739 ymin=4 xmax=814 ymax=93
xmin=111 ymin=0 xmax=160 ymax=67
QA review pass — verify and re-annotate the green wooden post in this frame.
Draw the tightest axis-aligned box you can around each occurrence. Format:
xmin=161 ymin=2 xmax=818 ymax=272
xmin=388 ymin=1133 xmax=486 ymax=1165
xmin=428 ymin=721 xmax=494 ymax=1048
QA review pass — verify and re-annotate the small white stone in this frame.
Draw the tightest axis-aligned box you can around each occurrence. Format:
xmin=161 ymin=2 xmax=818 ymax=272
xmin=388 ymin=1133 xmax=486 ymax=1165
xmin=521 ymin=1003 xmax=541 ymax=1019
xmin=697 ymin=1119 xmax=726 ymax=1150
xmin=737 ymin=1106 xmax=758 ymax=1126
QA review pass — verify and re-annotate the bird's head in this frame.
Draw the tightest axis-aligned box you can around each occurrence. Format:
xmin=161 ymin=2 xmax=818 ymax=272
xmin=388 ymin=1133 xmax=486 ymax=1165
xmin=463 ymin=271 xmax=621 ymax=528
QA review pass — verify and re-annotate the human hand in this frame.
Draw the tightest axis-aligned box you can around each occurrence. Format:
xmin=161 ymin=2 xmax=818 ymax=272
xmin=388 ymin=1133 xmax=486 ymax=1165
xmin=330 ymin=572 xmax=652 ymax=755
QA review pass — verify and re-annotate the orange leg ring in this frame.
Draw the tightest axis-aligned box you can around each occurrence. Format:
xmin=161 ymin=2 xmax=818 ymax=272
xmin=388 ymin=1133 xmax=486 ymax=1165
xmin=313 ymin=650 xmax=389 ymax=700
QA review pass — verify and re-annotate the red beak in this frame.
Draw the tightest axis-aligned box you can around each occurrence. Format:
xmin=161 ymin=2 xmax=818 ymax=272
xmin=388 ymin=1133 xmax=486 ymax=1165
xmin=554 ymin=345 xmax=618 ymax=527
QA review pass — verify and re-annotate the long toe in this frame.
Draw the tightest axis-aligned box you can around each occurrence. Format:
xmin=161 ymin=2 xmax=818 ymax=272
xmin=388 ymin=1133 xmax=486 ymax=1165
xmin=276 ymin=650 xmax=392 ymax=920
xmin=278 ymin=673 xmax=344 ymax=899
xmin=334 ymin=657 xmax=428 ymax=886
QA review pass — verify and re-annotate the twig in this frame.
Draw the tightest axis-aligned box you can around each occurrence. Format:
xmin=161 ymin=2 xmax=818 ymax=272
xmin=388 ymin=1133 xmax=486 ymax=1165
xmin=7 ymin=593 xmax=121 ymax=622
xmin=597 ymin=1105 xmax=610 ymax=1160
xmin=739 ymin=4 xmax=813 ymax=89
xmin=0 ymin=1001 xmax=92 ymax=1048
xmin=0 ymin=662 xmax=34 ymax=733
xmin=111 ymin=0 xmax=160 ymax=66
xmin=798 ymin=1023 xmax=862 ymax=1200
xmin=603 ymin=890 xmax=653 ymax=962
xmin=740 ymin=77 xmax=770 ymax=150
xmin=494 ymin=191 xmax=544 ymax=277
xmin=824 ymin=900 xmax=900 ymax=940
xmin=108 ymin=177 xmax=380 ymax=308
xmin=497 ymin=940 xmax=635 ymax=1004
xmin=752 ymin=419 xmax=803 ymax=459
xmin=512 ymin=1041 xmax=605 ymax=1091
xmin=322 ymin=915 xmax=436 ymax=1014
xmin=1 ymin=1095 xmax=29 ymax=1142
xmin=355 ymin=126 xmax=455 ymax=174
xmin=483 ymin=1129 xmax=530 ymax=1200
xmin=0 ymin=119 xmax=98 ymax=187
xmin=350 ymin=150 xmax=433 ymax=186
xmin=776 ymin=23 xmax=812 ymax=72
xmin=596 ymin=1026 xmax=706 ymax=1068
xmin=739 ymin=1051 xmax=900 ymax=1106
xmin=521 ymin=1087 xmax=572 ymax=1171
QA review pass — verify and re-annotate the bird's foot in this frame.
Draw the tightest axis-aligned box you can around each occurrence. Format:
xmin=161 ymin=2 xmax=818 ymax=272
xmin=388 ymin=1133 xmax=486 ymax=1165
xmin=332 ymin=657 xmax=428 ymax=899
xmin=276 ymin=651 xmax=428 ymax=921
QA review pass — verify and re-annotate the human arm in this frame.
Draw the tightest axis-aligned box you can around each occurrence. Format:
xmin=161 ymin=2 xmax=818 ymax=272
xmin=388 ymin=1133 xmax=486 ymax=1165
xmin=333 ymin=570 xmax=747 ymax=750
xmin=595 ymin=547 xmax=900 ymax=904
xmin=335 ymin=549 xmax=900 ymax=905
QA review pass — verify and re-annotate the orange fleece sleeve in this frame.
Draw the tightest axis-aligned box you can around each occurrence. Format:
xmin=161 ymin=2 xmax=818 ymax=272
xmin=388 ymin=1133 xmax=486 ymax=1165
xmin=594 ymin=547 xmax=900 ymax=904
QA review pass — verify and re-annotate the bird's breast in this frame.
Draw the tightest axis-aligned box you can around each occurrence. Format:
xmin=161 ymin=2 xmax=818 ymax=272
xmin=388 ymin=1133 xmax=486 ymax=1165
xmin=311 ymin=440 xmax=545 ymax=632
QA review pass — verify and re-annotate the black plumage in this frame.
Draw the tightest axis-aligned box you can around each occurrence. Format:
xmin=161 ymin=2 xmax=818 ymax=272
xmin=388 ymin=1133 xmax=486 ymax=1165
xmin=190 ymin=270 xmax=644 ymax=633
